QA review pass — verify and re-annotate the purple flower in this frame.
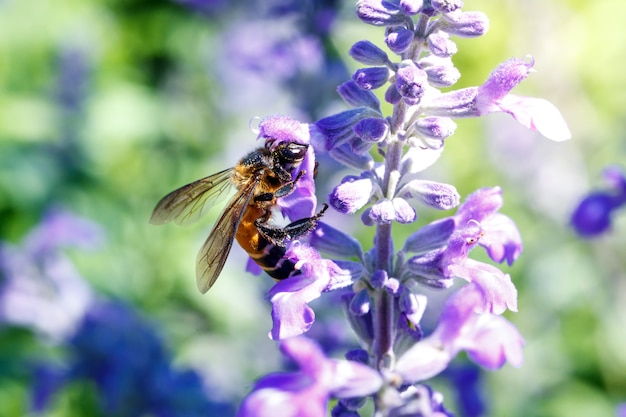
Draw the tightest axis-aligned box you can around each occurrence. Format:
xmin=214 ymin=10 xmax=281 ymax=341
xmin=35 ymin=300 xmax=232 ymax=416
xmin=329 ymin=172 xmax=380 ymax=214
xmin=405 ymin=187 xmax=520 ymax=310
xmin=571 ymin=165 xmax=626 ymax=237
xmin=385 ymin=26 xmax=415 ymax=54
xmin=438 ymin=10 xmax=490 ymax=38
xmin=0 ymin=208 xmax=101 ymax=341
xmin=425 ymin=57 xmax=572 ymax=141
xmin=257 ymin=114 xmax=318 ymax=219
xmin=349 ymin=40 xmax=390 ymax=66
xmin=267 ymin=243 xmax=363 ymax=339
xmin=395 ymin=284 xmax=524 ymax=383
xmin=617 ymin=403 xmax=626 ymax=417
xmin=395 ymin=60 xmax=429 ymax=105
xmin=236 ymin=337 xmax=383 ymax=417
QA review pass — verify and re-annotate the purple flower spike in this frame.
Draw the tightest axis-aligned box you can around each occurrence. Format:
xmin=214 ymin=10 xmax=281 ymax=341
xmin=396 ymin=60 xmax=429 ymax=105
xmin=237 ymin=337 xmax=382 ymax=417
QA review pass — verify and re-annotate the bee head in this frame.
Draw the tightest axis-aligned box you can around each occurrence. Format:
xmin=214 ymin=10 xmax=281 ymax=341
xmin=272 ymin=141 xmax=309 ymax=169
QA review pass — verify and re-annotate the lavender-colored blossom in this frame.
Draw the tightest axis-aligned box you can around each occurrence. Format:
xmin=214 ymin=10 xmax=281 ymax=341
xmin=395 ymin=284 xmax=524 ymax=383
xmin=267 ymin=243 xmax=363 ymax=340
xmin=426 ymin=58 xmax=571 ymax=141
xmin=237 ymin=337 xmax=383 ymax=417
xmin=571 ymin=165 xmax=626 ymax=237
xmin=257 ymin=114 xmax=318 ymax=219
xmin=617 ymin=403 xmax=626 ymax=417
xmin=356 ymin=0 xmax=408 ymax=27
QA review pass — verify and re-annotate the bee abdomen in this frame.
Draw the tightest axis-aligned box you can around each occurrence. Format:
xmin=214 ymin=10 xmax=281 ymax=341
xmin=249 ymin=241 xmax=296 ymax=280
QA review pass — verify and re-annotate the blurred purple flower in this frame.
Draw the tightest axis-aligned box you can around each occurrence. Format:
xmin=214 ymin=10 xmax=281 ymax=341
xmin=0 ymin=208 xmax=102 ymax=341
xmin=571 ymin=165 xmax=626 ymax=237
xmin=33 ymin=301 xmax=233 ymax=417
xmin=236 ymin=336 xmax=382 ymax=417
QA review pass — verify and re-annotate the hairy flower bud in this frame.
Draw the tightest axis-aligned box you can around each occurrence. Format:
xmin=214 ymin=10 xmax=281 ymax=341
xmin=432 ymin=0 xmax=464 ymax=13
xmin=385 ymin=26 xmax=415 ymax=54
xmin=418 ymin=56 xmax=460 ymax=87
xmin=354 ymin=117 xmax=389 ymax=143
xmin=413 ymin=116 xmax=457 ymax=141
xmin=350 ymin=40 xmax=390 ymax=65
xmin=427 ymin=31 xmax=458 ymax=57
xmin=395 ymin=60 xmax=428 ymax=105
xmin=439 ymin=10 xmax=489 ymax=38
xmin=337 ymin=80 xmax=381 ymax=111
xmin=400 ymin=0 xmax=424 ymax=15
xmin=353 ymin=67 xmax=390 ymax=90
xmin=356 ymin=0 xmax=407 ymax=26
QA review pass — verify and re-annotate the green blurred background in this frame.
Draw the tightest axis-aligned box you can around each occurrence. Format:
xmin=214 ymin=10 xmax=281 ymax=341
xmin=1 ymin=0 xmax=625 ymax=416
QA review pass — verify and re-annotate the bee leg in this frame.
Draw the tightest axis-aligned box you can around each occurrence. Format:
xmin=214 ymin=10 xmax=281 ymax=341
xmin=254 ymin=170 xmax=306 ymax=203
xmin=255 ymin=204 xmax=329 ymax=246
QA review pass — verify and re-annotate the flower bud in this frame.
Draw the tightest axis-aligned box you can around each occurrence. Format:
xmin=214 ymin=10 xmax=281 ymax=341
xmin=354 ymin=117 xmax=389 ymax=143
xmin=418 ymin=56 xmax=460 ymax=87
xmin=395 ymin=60 xmax=428 ymax=105
xmin=309 ymin=222 xmax=364 ymax=259
xmin=385 ymin=26 xmax=415 ymax=54
xmin=356 ymin=0 xmax=407 ymax=26
xmin=384 ymin=84 xmax=402 ymax=105
xmin=330 ymin=144 xmax=375 ymax=170
xmin=432 ymin=0 xmax=464 ymax=14
xmin=349 ymin=40 xmax=390 ymax=65
xmin=337 ymin=80 xmax=381 ymax=111
xmin=427 ymin=31 xmax=458 ymax=57
xmin=400 ymin=0 xmax=423 ymax=15
xmin=330 ymin=173 xmax=379 ymax=214
xmin=353 ymin=67 xmax=390 ymax=90
xmin=413 ymin=116 xmax=457 ymax=140
xmin=440 ymin=10 xmax=489 ymax=38
xmin=311 ymin=107 xmax=380 ymax=151
xmin=397 ymin=179 xmax=460 ymax=210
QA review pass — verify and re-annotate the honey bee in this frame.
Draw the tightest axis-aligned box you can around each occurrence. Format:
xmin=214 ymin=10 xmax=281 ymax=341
xmin=150 ymin=140 xmax=328 ymax=293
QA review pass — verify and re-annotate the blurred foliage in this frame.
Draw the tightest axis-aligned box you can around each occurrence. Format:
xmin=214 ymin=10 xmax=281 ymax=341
xmin=1 ymin=0 xmax=625 ymax=416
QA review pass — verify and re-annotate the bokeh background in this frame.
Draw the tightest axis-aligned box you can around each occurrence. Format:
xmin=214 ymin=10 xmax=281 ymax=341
xmin=1 ymin=0 xmax=625 ymax=416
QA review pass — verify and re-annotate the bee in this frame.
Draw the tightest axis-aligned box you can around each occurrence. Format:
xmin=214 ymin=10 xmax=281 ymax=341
xmin=150 ymin=140 xmax=328 ymax=294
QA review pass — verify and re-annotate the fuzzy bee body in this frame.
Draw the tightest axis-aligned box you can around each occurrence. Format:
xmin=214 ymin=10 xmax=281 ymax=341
xmin=150 ymin=141 xmax=326 ymax=293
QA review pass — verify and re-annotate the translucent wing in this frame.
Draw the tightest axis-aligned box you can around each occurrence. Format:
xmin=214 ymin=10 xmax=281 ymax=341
xmin=195 ymin=179 xmax=257 ymax=293
xmin=150 ymin=168 xmax=234 ymax=226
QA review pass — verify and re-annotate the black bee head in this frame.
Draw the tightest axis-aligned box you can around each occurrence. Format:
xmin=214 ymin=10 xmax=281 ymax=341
xmin=273 ymin=142 xmax=308 ymax=167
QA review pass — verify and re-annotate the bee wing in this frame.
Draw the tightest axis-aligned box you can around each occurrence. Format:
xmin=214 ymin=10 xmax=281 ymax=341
xmin=150 ymin=168 xmax=234 ymax=226
xmin=195 ymin=178 xmax=257 ymax=294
